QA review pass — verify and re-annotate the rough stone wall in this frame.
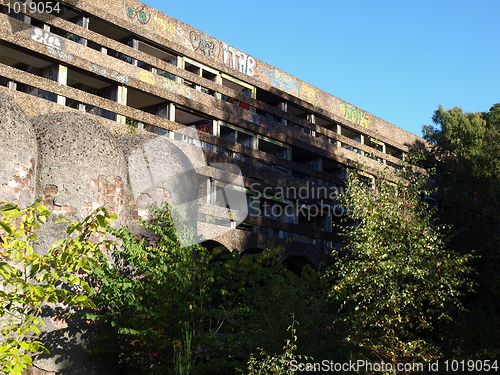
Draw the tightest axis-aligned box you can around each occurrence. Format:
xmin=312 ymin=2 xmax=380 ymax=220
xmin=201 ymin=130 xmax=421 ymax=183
xmin=32 ymin=111 xmax=134 ymax=251
xmin=0 ymin=92 xmax=131 ymax=374
xmin=0 ymin=91 xmax=38 ymax=207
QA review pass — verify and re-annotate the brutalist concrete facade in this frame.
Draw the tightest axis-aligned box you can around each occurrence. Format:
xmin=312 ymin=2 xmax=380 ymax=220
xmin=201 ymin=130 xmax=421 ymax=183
xmin=0 ymin=0 xmax=425 ymax=269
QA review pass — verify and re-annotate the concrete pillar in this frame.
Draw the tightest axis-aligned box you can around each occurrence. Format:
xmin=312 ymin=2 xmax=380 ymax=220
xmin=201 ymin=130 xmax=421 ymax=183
xmin=116 ymin=85 xmax=127 ymax=124
xmin=56 ymin=65 xmax=67 ymax=106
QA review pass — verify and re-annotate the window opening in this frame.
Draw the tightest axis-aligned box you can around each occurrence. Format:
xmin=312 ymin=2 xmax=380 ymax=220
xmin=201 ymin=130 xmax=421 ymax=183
xmin=218 ymin=123 xmax=255 ymax=148
xmin=257 ymin=137 xmax=290 ymax=160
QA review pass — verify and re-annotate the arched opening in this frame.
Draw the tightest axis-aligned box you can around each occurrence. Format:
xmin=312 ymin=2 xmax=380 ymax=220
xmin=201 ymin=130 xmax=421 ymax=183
xmin=201 ymin=240 xmax=231 ymax=263
xmin=284 ymin=255 xmax=315 ymax=276
xmin=241 ymin=247 xmax=264 ymax=256
xmin=202 ymin=240 xmax=226 ymax=252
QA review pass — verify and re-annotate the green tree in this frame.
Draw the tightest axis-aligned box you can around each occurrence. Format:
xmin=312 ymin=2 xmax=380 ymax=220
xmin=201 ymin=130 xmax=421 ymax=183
xmin=423 ymin=104 xmax=500 ymax=359
xmin=424 ymin=104 xmax=500 ymax=194
xmin=0 ymin=200 xmax=115 ymax=375
xmin=331 ymin=165 xmax=474 ymax=368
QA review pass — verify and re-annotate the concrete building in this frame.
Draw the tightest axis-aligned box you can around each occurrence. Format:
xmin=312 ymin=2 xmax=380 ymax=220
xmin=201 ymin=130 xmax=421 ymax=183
xmin=0 ymin=0 xmax=424 ymax=270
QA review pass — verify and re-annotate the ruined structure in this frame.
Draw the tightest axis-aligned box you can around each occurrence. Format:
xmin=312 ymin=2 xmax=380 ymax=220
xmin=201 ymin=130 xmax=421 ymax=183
xmin=0 ymin=0 xmax=430 ymax=285
xmin=0 ymin=0 xmax=425 ymax=268
xmin=0 ymin=1 xmax=429 ymax=373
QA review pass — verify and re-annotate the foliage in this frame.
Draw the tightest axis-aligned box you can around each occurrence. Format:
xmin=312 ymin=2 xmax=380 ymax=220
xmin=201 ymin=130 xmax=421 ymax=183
xmin=238 ymin=315 xmax=310 ymax=375
xmin=423 ymin=104 xmax=500 ymax=359
xmin=0 ymin=200 xmax=115 ymax=375
xmin=331 ymin=163 xmax=475 ymax=366
xmin=423 ymin=105 xmax=500 ymax=193
xmin=85 ymin=204 xmax=333 ymax=374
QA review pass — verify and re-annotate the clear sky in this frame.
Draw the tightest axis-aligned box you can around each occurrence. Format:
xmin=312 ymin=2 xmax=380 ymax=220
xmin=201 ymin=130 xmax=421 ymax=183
xmin=145 ymin=0 xmax=499 ymax=137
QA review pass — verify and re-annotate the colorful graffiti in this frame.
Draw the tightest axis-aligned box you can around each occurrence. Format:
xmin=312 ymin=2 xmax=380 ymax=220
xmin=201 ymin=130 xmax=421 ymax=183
xmin=139 ymin=71 xmax=192 ymax=99
xmin=300 ymin=83 xmax=321 ymax=107
xmin=339 ymin=102 xmax=370 ymax=128
xmin=154 ymin=15 xmax=177 ymax=35
xmin=139 ymin=70 xmax=156 ymax=85
xmin=190 ymin=32 xmax=218 ymax=58
xmin=249 ymin=112 xmax=273 ymax=129
xmin=161 ymin=77 xmax=192 ymax=99
xmin=260 ymin=69 xmax=299 ymax=94
xmin=221 ymin=43 xmax=256 ymax=77
xmin=126 ymin=4 xmax=150 ymax=24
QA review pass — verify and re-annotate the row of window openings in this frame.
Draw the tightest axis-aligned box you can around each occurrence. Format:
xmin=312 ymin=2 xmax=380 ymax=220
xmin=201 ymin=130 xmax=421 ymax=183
xmin=216 ymin=221 xmax=334 ymax=248
xmin=0 ymin=72 xmax=352 ymax=187
xmin=237 ymin=223 xmax=335 ymax=248
xmin=0 ymin=3 xmax=405 ymax=161
xmin=0 ymin=67 xmax=377 ymax=189
xmin=209 ymin=184 xmax=335 ymax=233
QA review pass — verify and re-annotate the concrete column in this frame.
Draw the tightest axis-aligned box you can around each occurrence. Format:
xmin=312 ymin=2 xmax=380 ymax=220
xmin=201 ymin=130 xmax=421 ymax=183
xmin=116 ymin=85 xmax=127 ymax=124
xmin=335 ymin=124 xmax=342 ymax=147
xmin=168 ymin=103 xmax=176 ymax=123
xmin=56 ymin=65 xmax=67 ymax=106
xmin=7 ymin=81 xmax=17 ymax=90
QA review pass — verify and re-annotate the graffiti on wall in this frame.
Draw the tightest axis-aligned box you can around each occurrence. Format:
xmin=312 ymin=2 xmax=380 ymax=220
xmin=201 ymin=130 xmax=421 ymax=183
xmin=190 ymin=32 xmax=218 ymax=58
xmin=30 ymin=28 xmax=74 ymax=61
xmin=221 ymin=43 xmax=256 ymax=77
xmin=300 ymin=84 xmax=321 ymax=108
xmin=260 ymin=69 xmax=299 ymax=94
xmin=162 ymin=77 xmax=192 ymax=99
xmin=31 ymin=28 xmax=65 ymax=50
xmin=139 ymin=70 xmax=192 ymax=99
xmin=126 ymin=4 xmax=150 ymax=24
xmin=154 ymin=14 xmax=181 ymax=36
xmin=89 ymin=63 xmax=129 ymax=84
xmin=188 ymin=33 xmax=256 ymax=77
xmin=339 ymin=102 xmax=370 ymax=128
xmin=47 ymin=46 xmax=73 ymax=61
xmin=249 ymin=112 xmax=273 ymax=129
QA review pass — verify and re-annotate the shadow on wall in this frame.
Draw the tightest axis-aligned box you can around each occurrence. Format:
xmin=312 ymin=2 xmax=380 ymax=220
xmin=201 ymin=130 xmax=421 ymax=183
xmin=35 ymin=305 xmax=117 ymax=375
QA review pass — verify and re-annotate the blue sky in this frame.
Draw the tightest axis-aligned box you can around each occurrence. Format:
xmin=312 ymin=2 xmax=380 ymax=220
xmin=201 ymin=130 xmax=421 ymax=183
xmin=145 ymin=0 xmax=499 ymax=137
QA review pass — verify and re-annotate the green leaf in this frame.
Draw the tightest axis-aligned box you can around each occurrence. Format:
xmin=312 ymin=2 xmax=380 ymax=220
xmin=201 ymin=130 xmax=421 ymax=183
xmin=0 ymin=221 xmax=13 ymax=235
xmin=96 ymin=214 xmax=106 ymax=228
xmin=51 ymin=239 xmax=65 ymax=248
xmin=54 ymin=218 xmax=71 ymax=224
xmin=0 ymin=203 xmax=17 ymax=212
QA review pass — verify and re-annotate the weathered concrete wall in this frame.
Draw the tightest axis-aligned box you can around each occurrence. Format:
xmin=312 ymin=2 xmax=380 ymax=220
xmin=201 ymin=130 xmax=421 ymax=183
xmin=0 ymin=91 xmax=37 ymax=207
xmin=117 ymin=133 xmax=199 ymax=241
xmin=32 ymin=111 xmax=132 ymax=251
xmin=74 ymin=0 xmax=423 ymax=147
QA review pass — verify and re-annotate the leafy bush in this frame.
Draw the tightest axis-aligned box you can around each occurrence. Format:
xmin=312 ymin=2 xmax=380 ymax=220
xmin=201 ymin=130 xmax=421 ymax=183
xmin=0 ymin=200 xmax=115 ymax=375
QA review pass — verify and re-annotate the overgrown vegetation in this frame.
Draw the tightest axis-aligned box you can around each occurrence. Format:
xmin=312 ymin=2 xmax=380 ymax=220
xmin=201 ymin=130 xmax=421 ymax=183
xmin=82 ymin=205 xmax=332 ymax=374
xmin=331 ymin=164 xmax=474 ymax=367
xmin=423 ymin=104 xmax=500 ymax=359
xmin=0 ymin=201 xmax=115 ymax=375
